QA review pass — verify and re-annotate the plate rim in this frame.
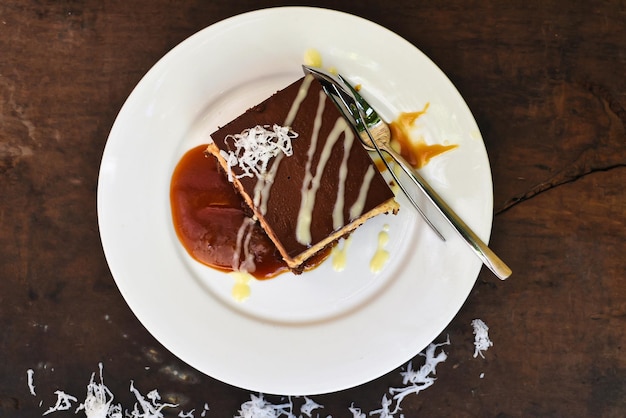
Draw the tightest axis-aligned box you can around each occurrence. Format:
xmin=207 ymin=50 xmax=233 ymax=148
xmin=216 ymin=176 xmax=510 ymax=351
xmin=97 ymin=6 xmax=493 ymax=396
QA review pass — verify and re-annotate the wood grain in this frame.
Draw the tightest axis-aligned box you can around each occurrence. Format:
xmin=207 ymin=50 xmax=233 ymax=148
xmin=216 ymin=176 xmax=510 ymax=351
xmin=1 ymin=1 xmax=624 ymax=416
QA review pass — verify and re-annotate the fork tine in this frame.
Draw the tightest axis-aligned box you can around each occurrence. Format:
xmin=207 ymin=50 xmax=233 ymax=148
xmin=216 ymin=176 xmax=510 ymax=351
xmin=305 ymin=66 xmax=447 ymax=241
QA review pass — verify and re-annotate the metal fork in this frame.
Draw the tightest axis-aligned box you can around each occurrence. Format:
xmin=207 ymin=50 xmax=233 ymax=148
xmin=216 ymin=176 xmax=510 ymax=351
xmin=302 ymin=65 xmax=511 ymax=280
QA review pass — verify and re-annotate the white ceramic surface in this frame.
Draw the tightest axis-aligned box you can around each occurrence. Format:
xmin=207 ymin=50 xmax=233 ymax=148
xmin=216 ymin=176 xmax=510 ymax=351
xmin=98 ymin=7 xmax=493 ymax=395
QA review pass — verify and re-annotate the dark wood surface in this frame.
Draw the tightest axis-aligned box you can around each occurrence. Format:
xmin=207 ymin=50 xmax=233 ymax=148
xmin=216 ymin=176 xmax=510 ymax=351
xmin=2 ymin=1 xmax=625 ymax=417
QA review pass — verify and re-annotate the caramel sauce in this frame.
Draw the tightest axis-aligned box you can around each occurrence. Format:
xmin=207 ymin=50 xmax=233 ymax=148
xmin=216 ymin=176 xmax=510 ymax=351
xmin=389 ymin=103 xmax=458 ymax=168
xmin=374 ymin=154 xmax=395 ymax=173
xmin=171 ymin=145 xmax=331 ymax=280
xmin=170 ymin=144 xmax=289 ymax=280
xmin=170 ymin=103 xmax=457 ymax=281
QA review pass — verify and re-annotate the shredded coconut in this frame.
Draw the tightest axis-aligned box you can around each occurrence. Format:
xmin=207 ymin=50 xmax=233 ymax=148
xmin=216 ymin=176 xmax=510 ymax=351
xmin=28 ymin=335 xmax=456 ymax=417
xmin=471 ymin=319 xmax=493 ymax=358
xmin=369 ymin=395 xmax=401 ymax=418
xmin=221 ymin=124 xmax=298 ymax=181
xmin=27 ymin=368 xmax=36 ymax=396
xmin=300 ymin=397 xmax=323 ymax=417
xmin=386 ymin=336 xmax=451 ymax=415
xmin=200 ymin=403 xmax=210 ymax=417
xmin=235 ymin=394 xmax=292 ymax=418
xmin=348 ymin=403 xmax=366 ymax=418
xmin=234 ymin=394 xmax=325 ymax=418
xmin=75 ymin=362 xmax=119 ymax=418
xmin=43 ymin=391 xmax=78 ymax=415
xmin=127 ymin=382 xmax=178 ymax=418
xmin=33 ymin=364 xmax=209 ymax=418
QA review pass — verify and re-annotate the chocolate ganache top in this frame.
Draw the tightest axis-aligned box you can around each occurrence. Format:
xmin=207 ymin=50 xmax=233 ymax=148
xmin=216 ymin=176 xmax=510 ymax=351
xmin=208 ymin=75 xmax=398 ymax=268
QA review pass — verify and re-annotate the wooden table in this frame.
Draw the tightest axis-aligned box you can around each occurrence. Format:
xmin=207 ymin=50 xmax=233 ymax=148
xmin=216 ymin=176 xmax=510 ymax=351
xmin=1 ymin=1 xmax=624 ymax=416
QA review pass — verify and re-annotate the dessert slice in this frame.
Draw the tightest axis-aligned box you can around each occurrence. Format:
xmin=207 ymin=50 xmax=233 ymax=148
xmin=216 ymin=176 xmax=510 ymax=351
xmin=206 ymin=75 xmax=399 ymax=272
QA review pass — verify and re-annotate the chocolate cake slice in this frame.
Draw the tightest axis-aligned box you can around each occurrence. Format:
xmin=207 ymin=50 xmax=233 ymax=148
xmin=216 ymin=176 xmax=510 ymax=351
xmin=206 ymin=75 xmax=399 ymax=272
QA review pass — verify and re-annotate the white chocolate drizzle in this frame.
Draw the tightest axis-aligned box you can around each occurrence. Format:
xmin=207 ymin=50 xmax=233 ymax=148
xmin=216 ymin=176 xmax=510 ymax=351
xmin=349 ymin=165 xmax=376 ymax=220
xmin=295 ymin=116 xmax=354 ymax=245
xmin=331 ymin=235 xmax=352 ymax=272
xmin=295 ymin=89 xmax=326 ymax=244
xmin=284 ymin=75 xmax=314 ymax=127
xmin=370 ymin=224 xmax=390 ymax=273
xmin=253 ymin=152 xmax=284 ymax=215
xmin=332 ymin=123 xmax=355 ymax=230
xmin=232 ymin=217 xmax=256 ymax=273
xmin=230 ymin=271 xmax=253 ymax=302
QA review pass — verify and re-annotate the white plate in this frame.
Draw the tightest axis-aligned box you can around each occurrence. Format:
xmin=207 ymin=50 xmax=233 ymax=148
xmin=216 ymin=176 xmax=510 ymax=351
xmin=98 ymin=7 xmax=493 ymax=396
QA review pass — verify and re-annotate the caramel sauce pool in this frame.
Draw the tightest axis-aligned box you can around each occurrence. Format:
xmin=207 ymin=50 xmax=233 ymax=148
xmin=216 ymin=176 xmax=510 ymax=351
xmin=390 ymin=104 xmax=458 ymax=169
xmin=170 ymin=144 xmax=289 ymax=280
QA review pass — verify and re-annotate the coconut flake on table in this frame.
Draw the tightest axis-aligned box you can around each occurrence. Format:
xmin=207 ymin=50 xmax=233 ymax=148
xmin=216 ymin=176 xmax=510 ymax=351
xmin=235 ymin=394 xmax=325 ymax=418
xmin=369 ymin=395 xmax=399 ymax=418
xmin=27 ymin=368 xmax=36 ymax=396
xmin=387 ymin=336 xmax=451 ymax=415
xmin=235 ymin=393 xmax=292 ymax=418
xmin=348 ymin=403 xmax=366 ymax=418
xmin=127 ymin=381 xmax=178 ymax=418
xmin=74 ymin=362 xmax=119 ymax=418
xmin=300 ymin=397 xmax=323 ymax=417
xmin=32 ymin=363 xmax=210 ymax=418
xmin=28 ymin=335 xmax=458 ymax=417
xmin=43 ymin=390 xmax=78 ymax=415
xmin=471 ymin=319 xmax=493 ymax=358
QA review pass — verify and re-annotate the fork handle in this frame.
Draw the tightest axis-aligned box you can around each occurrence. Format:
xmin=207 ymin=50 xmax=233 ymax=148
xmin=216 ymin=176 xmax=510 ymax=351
xmin=386 ymin=147 xmax=512 ymax=280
